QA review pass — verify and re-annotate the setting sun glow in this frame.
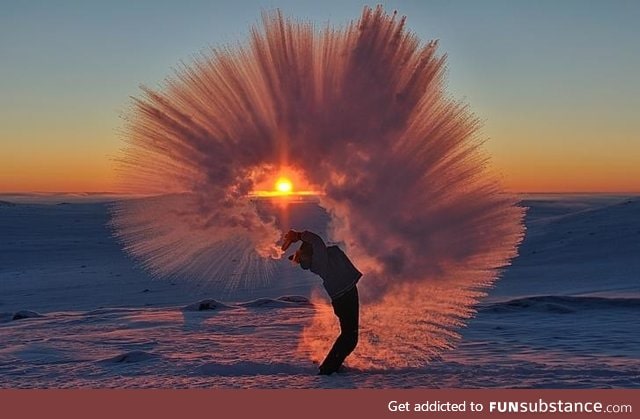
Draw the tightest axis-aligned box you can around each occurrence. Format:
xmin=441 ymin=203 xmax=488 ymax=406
xmin=275 ymin=178 xmax=293 ymax=194
xmin=248 ymin=169 xmax=320 ymax=200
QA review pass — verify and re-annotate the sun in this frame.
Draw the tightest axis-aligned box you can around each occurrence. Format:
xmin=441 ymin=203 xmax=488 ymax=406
xmin=247 ymin=169 xmax=319 ymax=199
xmin=275 ymin=177 xmax=293 ymax=194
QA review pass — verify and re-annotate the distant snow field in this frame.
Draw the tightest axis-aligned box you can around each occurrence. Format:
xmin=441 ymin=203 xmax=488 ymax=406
xmin=1 ymin=194 xmax=639 ymax=388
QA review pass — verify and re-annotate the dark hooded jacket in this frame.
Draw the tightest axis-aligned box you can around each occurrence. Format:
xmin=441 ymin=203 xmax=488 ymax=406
xmin=300 ymin=231 xmax=362 ymax=299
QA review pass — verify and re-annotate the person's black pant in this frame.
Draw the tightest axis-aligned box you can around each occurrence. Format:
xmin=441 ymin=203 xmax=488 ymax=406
xmin=319 ymin=285 xmax=359 ymax=374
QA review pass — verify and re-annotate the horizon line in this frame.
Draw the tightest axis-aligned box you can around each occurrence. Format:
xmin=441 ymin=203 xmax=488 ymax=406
xmin=2 ymin=190 xmax=640 ymax=196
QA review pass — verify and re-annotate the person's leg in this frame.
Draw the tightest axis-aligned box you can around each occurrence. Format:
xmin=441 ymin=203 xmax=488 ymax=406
xmin=319 ymin=286 xmax=359 ymax=374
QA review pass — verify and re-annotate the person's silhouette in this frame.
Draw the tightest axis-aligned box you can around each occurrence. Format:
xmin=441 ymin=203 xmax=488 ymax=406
xmin=282 ymin=230 xmax=362 ymax=375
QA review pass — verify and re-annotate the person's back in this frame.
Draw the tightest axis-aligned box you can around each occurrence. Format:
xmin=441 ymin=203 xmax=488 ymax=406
xmin=323 ymin=245 xmax=362 ymax=298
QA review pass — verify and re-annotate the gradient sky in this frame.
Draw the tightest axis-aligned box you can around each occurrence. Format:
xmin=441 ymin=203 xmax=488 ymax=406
xmin=1 ymin=0 xmax=639 ymax=193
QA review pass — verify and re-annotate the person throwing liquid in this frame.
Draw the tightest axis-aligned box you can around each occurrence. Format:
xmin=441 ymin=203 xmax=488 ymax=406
xmin=282 ymin=229 xmax=362 ymax=375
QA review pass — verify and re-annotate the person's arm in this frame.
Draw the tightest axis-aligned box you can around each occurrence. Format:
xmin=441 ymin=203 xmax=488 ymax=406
xmin=300 ymin=230 xmax=329 ymax=276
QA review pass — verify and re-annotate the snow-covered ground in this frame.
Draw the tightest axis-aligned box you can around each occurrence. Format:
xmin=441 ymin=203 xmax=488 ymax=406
xmin=1 ymin=194 xmax=639 ymax=388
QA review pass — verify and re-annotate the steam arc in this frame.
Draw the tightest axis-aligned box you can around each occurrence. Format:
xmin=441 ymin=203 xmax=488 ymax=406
xmin=111 ymin=6 xmax=525 ymax=368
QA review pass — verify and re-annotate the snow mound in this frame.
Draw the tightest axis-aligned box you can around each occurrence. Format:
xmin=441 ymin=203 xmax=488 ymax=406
xmin=276 ymin=295 xmax=312 ymax=305
xmin=182 ymin=299 xmax=234 ymax=312
xmin=480 ymin=295 xmax=640 ymax=314
xmin=12 ymin=310 xmax=44 ymax=320
xmin=238 ymin=296 xmax=313 ymax=308
xmin=100 ymin=351 xmax=159 ymax=363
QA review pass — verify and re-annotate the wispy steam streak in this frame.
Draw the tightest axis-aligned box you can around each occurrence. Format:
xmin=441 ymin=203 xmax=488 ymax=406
xmin=112 ymin=6 xmax=525 ymax=368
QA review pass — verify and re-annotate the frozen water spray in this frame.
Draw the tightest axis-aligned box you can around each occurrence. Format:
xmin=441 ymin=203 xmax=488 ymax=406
xmin=111 ymin=6 xmax=525 ymax=368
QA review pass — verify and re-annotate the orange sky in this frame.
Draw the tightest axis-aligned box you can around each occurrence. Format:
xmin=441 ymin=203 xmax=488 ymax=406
xmin=2 ymin=106 xmax=638 ymax=193
xmin=2 ymin=149 xmax=638 ymax=194
xmin=1 ymin=123 xmax=118 ymax=193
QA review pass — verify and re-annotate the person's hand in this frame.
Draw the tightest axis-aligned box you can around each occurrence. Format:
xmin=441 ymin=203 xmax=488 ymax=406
xmin=281 ymin=229 xmax=302 ymax=251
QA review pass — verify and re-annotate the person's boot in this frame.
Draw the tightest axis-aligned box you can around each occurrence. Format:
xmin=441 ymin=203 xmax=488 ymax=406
xmin=318 ymin=366 xmax=333 ymax=375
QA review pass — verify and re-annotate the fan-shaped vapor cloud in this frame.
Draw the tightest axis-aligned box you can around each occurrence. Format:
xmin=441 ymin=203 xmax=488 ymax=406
xmin=111 ymin=6 xmax=524 ymax=368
